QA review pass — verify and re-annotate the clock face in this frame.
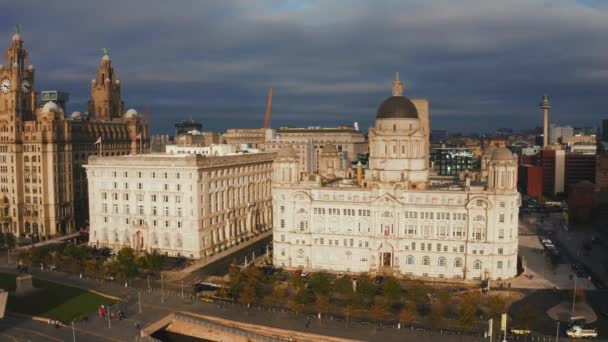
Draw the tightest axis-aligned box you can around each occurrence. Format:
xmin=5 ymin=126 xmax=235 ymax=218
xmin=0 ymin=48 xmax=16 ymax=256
xmin=21 ymin=79 xmax=31 ymax=94
xmin=0 ymin=79 xmax=10 ymax=94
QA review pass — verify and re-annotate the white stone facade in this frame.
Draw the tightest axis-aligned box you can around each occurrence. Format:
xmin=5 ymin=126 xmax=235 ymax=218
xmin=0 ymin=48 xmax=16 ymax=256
xmin=273 ymin=78 xmax=520 ymax=281
xmin=85 ymin=152 xmax=274 ymax=258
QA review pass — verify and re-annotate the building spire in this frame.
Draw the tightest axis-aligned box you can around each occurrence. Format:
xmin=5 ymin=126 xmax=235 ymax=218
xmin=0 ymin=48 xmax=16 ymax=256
xmin=15 ymin=24 xmax=21 ymax=34
xmin=392 ymin=72 xmax=404 ymax=96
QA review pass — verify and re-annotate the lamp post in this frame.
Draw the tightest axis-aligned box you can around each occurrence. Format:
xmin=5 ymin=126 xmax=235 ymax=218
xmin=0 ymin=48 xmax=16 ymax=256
xmin=572 ymin=274 xmax=577 ymax=313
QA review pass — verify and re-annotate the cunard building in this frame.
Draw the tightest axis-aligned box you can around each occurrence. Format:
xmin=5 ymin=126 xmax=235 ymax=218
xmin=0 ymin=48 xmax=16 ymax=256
xmin=0 ymin=30 xmax=148 ymax=237
xmin=273 ymin=77 xmax=520 ymax=281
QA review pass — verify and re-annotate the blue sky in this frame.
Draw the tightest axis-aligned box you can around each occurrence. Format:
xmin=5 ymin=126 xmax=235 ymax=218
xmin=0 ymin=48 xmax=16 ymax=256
xmin=2 ymin=0 xmax=608 ymax=134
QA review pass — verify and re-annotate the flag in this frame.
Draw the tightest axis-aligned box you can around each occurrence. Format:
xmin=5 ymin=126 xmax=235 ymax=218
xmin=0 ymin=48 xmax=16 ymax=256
xmin=94 ymin=137 xmax=102 ymax=145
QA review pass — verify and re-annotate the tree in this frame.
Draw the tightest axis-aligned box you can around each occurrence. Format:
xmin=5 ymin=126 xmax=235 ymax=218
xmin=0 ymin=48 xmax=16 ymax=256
xmin=342 ymin=304 xmax=356 ymax=327
xmin=428 ymin=302 xmax=446 ymax=326
xmin=333 ymin=276 xmax=354 ymax=299
xmin=287 ymin=299 xmax=305 ymax=315
xmin=5 ymin=233 xmax=16 ymax=250
xmin=137 ymin=251 xmax=163 ymax=274
xmin=382 ymin=276 xmax=402 ymax=306
xmin=399 ymin=306 xmax=418 ymax=326
xmin=356 ymin=277 xmax=377 ymax=307
xmin=486 ymin=294 xmax=507 ymax=320
xmin=239 ymin=281 xmax=258 ymax=308
xmin=315 ymin=295 xmax=330 ymax=319
xmin=295 ymin=287 xmax=312 ymax=306
xmin=369 ymin=297 xmax=389 ymax=328
xmin=264 ymin=284 xmax=286 ymax=307
xmin=115 ymin=247 xmax=138 ymax=280
xmin=309 ymin=272 xmax=332 ymax=297
xmin=227 ymin=259 xmax=243 ymax=299
xmin=457 ymin=301 xmax=476 ymax=329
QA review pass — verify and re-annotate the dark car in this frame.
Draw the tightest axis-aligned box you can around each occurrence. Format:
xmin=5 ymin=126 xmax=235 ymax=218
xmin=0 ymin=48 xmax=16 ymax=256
xmin=374 ymin=275 xmax=384 ymax=284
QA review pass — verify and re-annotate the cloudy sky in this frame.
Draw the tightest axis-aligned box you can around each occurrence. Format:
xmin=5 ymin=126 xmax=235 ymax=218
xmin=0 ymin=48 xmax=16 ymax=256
xmin=2 ymin=0 xmax=607 ymax=134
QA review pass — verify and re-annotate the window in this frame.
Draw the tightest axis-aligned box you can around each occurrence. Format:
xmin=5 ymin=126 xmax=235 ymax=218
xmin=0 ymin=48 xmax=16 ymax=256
xmin=137 ymin=183 xmax=143 ymax=190
xmin=102 ymin=192 xmax=107 ymax=200
xmin=499 ymin=214 xmax=505 ymax=223
xmin=477 ymin=200 xmax=483 ymax=206
xmin=137 ymin=205 xmax=144 ymax=215
xmin=102 ymin=203 xmax=108 ymax=213
xmin=498 ymin=229 xmax=504 ymax=239
xmin=422 ymin=256 xmax=430 ymax=266
xmin=498 ymin=248 xmax=503 ymax=255
xmin=280 ymin=219 xmax=285 ymax=228
xmin=453 ymin=225 xmax=464 ymax=238
xmin=406 ymin=255 xmax=414 ymax=265
xmin=299 ymin=221 xmax=307 ymax=231
xmin=500 ymin=201 xmax=505 ymax=208
xmin=473 ymin=260 xmax=482 ymax=270
xmin=280 ymin=206 xmax=285 ymax=214
xmin=163 ymin=195 xmax=169 ymax=203
xmin=438 ymin=257 xmax=446 ymax=267
xmin=459 ymin=245 xmax=465 ymax=253
xmin=497 ymin=261 xmax=503 ymax=269
xmin=152 ymin=207 xmax=157 ymax=216
xmin=454 ymin=258 xmax=463 ymax=268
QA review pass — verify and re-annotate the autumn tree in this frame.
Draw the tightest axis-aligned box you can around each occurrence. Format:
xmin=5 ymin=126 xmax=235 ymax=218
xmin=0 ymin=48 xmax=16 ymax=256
xmin=315 ymin=295 xmax=330 ymax=320
xmin=342 ymin=304 xmax=356 ymax=327
xmin=227 ymin=259 xmax=243 ymax=299
xmin=399 ymin=306 xmax=418 ymax=326
xmin=239 ymin=281 xmax=258 ymax=308
xmin=369 ymin=297 xmax=389 ymax=330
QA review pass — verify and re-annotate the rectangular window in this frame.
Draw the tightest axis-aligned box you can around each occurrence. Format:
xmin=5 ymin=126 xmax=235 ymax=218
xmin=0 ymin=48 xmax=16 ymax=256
xmin=498 ymin=248 xmax=503 ymax=255
xmin=500 ymin=202 xmax=505 ymax=208
xmin=165 ymin=221 xmax=170 ymax=228
xmin=498 ymin=229 xmax=505 ymax=239
xmin=137 ymin=205 xmax=144 ymax=215
xmin=280 ymin=206 xmax=285 ymax=214
xmin=499 ymin=214 xmax=505 ymax=223
xmin=459 ymin=245 xmax=465 ymax=253
xmin=137 ymin=183 xmax=143 ymax=190
xmin=497 ymin=261 xmax=503 ymax=269
xmin=280 ymin=219 xmax=285 ymax=228
xmin=365 ymin=241 xmax=369 ymax=248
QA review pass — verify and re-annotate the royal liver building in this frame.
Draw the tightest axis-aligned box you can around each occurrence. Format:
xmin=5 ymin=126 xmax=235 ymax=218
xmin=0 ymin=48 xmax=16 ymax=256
xmin=272 ymin=77 xmax=519 ymax=281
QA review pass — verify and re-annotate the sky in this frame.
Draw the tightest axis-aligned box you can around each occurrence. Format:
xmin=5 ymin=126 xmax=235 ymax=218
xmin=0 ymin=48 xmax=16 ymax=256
xmin=1 ymin=0 xmax=608 ymax=134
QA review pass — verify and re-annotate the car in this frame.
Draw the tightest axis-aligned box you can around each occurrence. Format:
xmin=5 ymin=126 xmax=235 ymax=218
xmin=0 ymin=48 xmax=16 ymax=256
xmin=576 ymin=268 xmax=591 ymax=278
xmin=510 ymin=329 xmax=531 ymax=336
xmin=300 ymin=271 xmax=309 ymax=278
xmin=544 ymin=243 xmax=556 ymax=250
xmin=374 ymin=275 xmax=384 ymax=284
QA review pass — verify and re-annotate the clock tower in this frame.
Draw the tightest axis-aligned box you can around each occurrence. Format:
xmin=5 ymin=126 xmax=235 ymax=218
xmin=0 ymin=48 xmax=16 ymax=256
xmin=0 ymin=28 xmax=37 ymax=134
xmin=87 ymin=50 xmax=124 ymax=121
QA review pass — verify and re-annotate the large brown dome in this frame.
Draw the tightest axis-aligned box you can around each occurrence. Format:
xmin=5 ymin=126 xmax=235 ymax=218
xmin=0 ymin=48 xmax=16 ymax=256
xmin=376 ymin=96 xmax=418 ymax=119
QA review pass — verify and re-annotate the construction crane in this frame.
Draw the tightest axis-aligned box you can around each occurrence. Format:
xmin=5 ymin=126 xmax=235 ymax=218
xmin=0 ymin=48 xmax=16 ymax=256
xmin=263 ymin=87 xmax=273 ymax=129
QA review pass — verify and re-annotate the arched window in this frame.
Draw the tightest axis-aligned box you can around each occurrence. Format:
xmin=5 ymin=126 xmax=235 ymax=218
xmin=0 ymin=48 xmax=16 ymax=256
xmin=473 ymin=226 xmax=484 ymax=240
xmin=297 ymin=208 xmax=307 ymax=214
xmin=422 ymin=256 xmax=430 ymax=266
xmin=454 ymin=258 xmax=463 ymax=268
xmin=406 ymin=255 xmax=414 ymax=265
xmin=473 ymin=260 xmax=482 ymax=270
xmin=438 ymin=257 xmax=447 ymax=267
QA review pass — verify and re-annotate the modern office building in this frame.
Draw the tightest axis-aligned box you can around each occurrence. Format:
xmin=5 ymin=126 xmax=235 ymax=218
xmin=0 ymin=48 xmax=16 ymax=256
xmin=431 ymin=147 xmax=480 ymax=176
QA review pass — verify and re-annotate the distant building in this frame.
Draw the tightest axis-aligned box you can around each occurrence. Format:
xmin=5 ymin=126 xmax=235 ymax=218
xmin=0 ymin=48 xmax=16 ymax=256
xmin=430 ymin=147 xmax=479 ymax=176
xmin=166 ymin=144 xmax=236 ymax=156
xmin=175 ymin=119 xmax=203 ymax=136
xmin=603 ymin=119 xmax=608 ymax=140
xmin=85 ymin=152 xmax=274 ymax=258
xmin=430 ymin=130 xmax=448 ymax=144
xmin=150 ymin=134 xmax=172 ymax=153
xmin=518 ymin=165 xmax=543 ymax=198
xmin=174 ymin=130 xmax=221 ymax=147
xmin=565 ymin=153 xmax=596 ymax=193
xmin=540 ymin=149 xmax=566 ymax=196
xmin=40 ymin=90 xmax=69 ymax=112
xmin=549 ymin=123 xmax=574 ymax=144
xmin=222 ymin=128 xmax=267 ymax=148
xmin=562 ymin=135 xmax=596 ymax=145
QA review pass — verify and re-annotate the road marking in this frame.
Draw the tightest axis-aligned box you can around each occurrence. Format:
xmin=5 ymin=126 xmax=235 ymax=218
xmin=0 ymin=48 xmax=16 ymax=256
xmin=13 ymin=327 xmax=63 ymax=342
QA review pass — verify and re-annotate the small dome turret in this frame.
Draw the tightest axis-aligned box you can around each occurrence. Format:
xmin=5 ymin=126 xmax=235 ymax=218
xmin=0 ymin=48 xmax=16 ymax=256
xmin=11 ymin=33 xmax=21 ymax=42
xmin=491 ymin=147 xmax=516 ymax=161
xmin=124 ymin=108 xmax=138 ymax=118
xmin=42 ymin=101 xmax=60 ymax=113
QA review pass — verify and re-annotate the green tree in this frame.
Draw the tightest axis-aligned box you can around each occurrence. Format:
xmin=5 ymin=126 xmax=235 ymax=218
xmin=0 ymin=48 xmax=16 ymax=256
xmin=333 ymin=276 xmax=354 ymax=299
xmin=264 ymin=284 xmax=286 ymax=307
xmin=486 ymin=294 xmax=507 ymax=320
xmin=356 ymin=277 xmax=377 ymax=307
xmin=115 ymin=247 xmax=138 ymax=280
xmin=382 ymin=276 xmax=402 ymax=306
xmin=137 ymin=251 xmax=163 ymax=273
xmin=295 ymin=287 xmax=312 ymax=305
xmin=309 ymin=272 xmax=332 ymax=297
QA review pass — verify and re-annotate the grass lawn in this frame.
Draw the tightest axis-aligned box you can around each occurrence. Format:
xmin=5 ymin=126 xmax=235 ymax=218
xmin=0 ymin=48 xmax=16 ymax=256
xmin=0 ymin=273 xmax=116 ymax=323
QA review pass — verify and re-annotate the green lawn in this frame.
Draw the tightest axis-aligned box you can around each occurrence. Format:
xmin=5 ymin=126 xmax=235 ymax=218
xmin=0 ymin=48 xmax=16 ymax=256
xmin=0 ymin=273 xmax=116 ymax=323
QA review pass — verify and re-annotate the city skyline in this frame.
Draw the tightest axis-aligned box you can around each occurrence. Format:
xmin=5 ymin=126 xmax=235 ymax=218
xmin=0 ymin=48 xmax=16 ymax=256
xmin=3 ymin=0 xmax=608 ymax=134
